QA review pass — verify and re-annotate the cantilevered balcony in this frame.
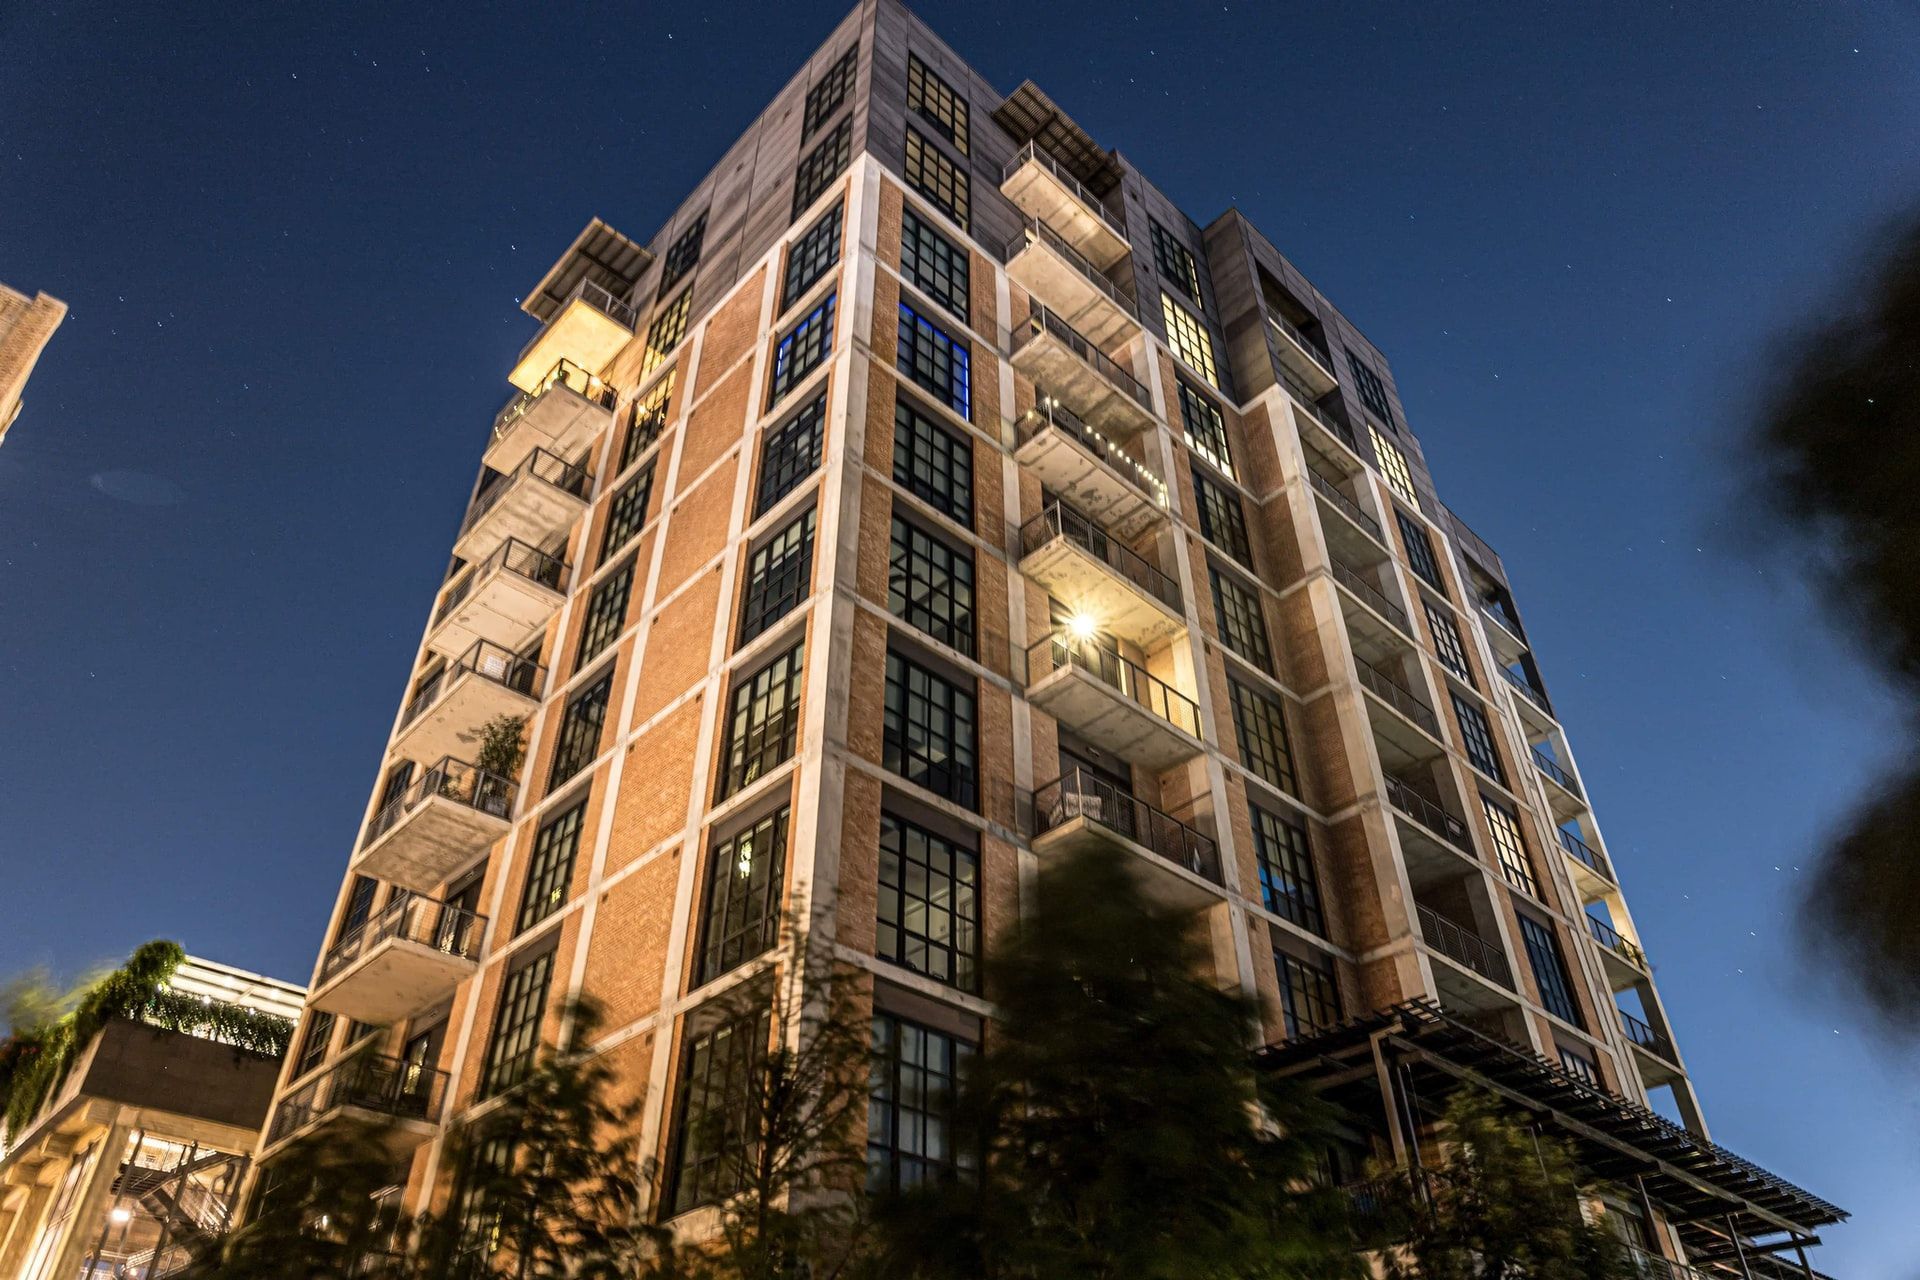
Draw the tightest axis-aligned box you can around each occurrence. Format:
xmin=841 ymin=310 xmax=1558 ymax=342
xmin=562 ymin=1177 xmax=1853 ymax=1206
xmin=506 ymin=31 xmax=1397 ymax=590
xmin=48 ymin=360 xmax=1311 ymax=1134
xmin=391 ymin=642 xmax=543 ymax=768
xmin=1014 ymin=396 xmax=1168 ymax=541
xmin=1000 ymin=141 xmax=1130 ymax=270
xmin=1416 ymin=903 xmax=1515 ymax=1010
xmin=356 ymin=756 xmax=515 ymax=891
xmin=1385 ymin=776 xmax=1479 ymax=878
xmin=1028 ymin=767 xmax=1222 ymax=910
xmin=1307 ymin=467 xmax=1386 ymax=560
xmin=1330 ymin=555 xmax=1414 ymax=655
xmin=1557 ymin=826 xmax=1617 ymax=900
xmin=1004 ymin=217 xmax=1141 ymax=348
xmin=1620 ymin=1009 xmax=1684 ymax=1083
xmin=310 ymin=894 xmax=487 ymax=1024
xmin=485 ymin=358 xmax=616 ymax=474
xmin=1019 ymin=501 xmax=1184 ymax=649
xmin=1268 ymin=314 xmax=1338 ymax=397
xmin=1585 ymin=913 xmax=1650 ymax=991
xmin=507 ymin=279 xmax=638 ymax=393
xmin=1025 ymin=634 xmax=1203 ymax=770
xmin=1532 ymin=747 xmax=1587 ymax=819
xmin=1286 ymin=377 xmax=1363 ymax=462
xmin=452 ymin=447 xmax=590 ymax=567
xmin=425 ymin=538 xmax=566 ymax=660
xmin=1011 ymin=303 xmax=1156 ymax=438
xmin=1498 ymin=663 xmax=1557 ymax=732
xmin=1354 ymin=655 xmax=1445 ymax=767
xmin=1480 ymin=601 xmax=1529 ymax=665
xmin=264 ymin=1056 xmax=448 ymax=1157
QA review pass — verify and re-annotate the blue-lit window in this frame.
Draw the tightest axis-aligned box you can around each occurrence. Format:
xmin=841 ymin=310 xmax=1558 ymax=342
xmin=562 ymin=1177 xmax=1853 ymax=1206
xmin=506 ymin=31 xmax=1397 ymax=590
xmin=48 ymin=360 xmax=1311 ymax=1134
xmin=897 ymin=303 xmax=969 ymax=418
xmin=770 ymin=293 xmax=837 ymax=405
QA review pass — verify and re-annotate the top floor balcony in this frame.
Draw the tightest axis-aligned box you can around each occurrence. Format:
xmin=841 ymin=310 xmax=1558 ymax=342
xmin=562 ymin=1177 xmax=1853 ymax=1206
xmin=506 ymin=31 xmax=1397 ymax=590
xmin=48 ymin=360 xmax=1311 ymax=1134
xmin=1268 ymin=313 xmax=1338 ymax=397
xmin=485 ymin=357 xmax=616 ymax=474
xmin=1000 ymin=141 xmax=1131 ymax=271
xmin=507 ymin=278 xmax=638 ymax=394
xmin=1011 ymin=302 xmax=1156 ymax=439
xmin=1013 ymin=395 xmax=1167 ymax=541
xmin=1004 ymin=216 xmax=1141 ymax=348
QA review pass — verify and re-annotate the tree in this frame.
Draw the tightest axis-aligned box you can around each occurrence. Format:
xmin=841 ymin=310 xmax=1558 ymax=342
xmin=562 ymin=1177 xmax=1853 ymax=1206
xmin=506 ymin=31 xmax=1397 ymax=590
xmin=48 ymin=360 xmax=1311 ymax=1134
xmin=1738 ymin=209 xmax=1920 ymax=1036
xmin=875 ymin=843 xmax=1367 ymax=1280
xmin=1372 ymin=1092 xmax=1630 ymax=1280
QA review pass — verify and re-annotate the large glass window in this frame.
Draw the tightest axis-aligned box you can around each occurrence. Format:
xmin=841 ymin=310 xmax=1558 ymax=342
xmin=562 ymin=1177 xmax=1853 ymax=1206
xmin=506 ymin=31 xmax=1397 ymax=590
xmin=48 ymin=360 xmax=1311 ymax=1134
xmin=1252 ymin=805 xmax=1324 ymax=937
xmin=601 ymin=463 xmax=654 ymax=565
xmin=698 ymin=807 xmax=789 ymax=984
xmin=517 ymin=801 xmax=585 ymax=933
xmin=1231 ymin=679 xmax=1297 ymax=795
xmin=717 ymin=642 xmax=805 ymax=799
xmin=893 ymin=398 xmax=972 ymax=522
xmin=868 ymin=1014 xmax=972 ymax=1192
xmin=904 ymin=128 xmax=969 ymax=229
xmin=783 ymin=202 xmax=843 ymax=311
xmin=669 ymin=1006 xmax=771 ymax=1213
xmin=1210 ymin=564 xmax=1272 ymax=674
xmin=620 ymin=372 xmax=674 ymax=473
xmin=1424 ymin=601 xmax=1473 ymax=686
xmin=1396 ymin=510 xmax=1443 ymax=590
xmin=1192 ymin=465 xmax=1252 ymax=565
xmin=292 ymin=1010 xmax=335 ymax=1079
xmin=906 ymin=54 xmax=969 ymax=155
xmin=793 ymin=118 xmax=852 ymax=219
xmin=549 ymin=671 xmax=612 ymax=790
xmin=659 ymin=211 xmax=707 ymax=293
xmin=889 ymin=516 xmax=975 ymax=657
xmin=756 ymin=393 xmax=827 ymax=517
xmin=770 ymin=293 xmax=837 ymax=405
xmin=877 ymin=812 xmax=978 ymax=990
xmin=884 ymin=650 xmax=977 ymax=809
xmin=1370 ymin=426 xmax=1420 ymax=510
xmin=1161 ymin=292 xmax=1218 ymax=387
xmin=1177 ymin=380 xmax=1233 ymax=478
xmin=1451 ymin=692 xmax=1505 ymax=783
xmin=1150 ymin=220 xmax=1203 ymax=306
xmin=577 ymin=560 xmax=634 ymax=668
xmin=479 ymin=948 xmax=554 ymax=1097
xmin=802 ymin=45 xmax=858 ymax=137
xmin=738 ymin=508 xmax=816 ymax=645
xmin=901 ymin=208 xmax=969 ymax=323
xmin=1481 ymin=794 xmax=1538 ymax=897
xmin=642 ymin=289 xmax=692 ymax=379
xmin=1275 ymin=950 xmax=1341 ymax=1039
xmin=1518 ymin=915 xmax=1583 ymax=1028
xmin=897 ymin=303 xmax=970 ymax=418
xmin=1348 ymin=352 xmax=1395 ymax=425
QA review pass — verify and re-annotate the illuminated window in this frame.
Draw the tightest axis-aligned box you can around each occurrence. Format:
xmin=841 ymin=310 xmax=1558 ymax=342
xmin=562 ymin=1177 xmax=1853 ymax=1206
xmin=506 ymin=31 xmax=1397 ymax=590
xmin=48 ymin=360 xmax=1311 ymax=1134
xmin=717 ymin=642 xmax=805 ymax=798
xmin=1161 ymin=292 xmax=1218 ymax=387
xmin=1178 ymin=380 xmax=1233 ymax=477
xmin=803 ymin=46 xmax=858 ymax=137
xmin=641 ymin=289 xmax=692 ymax=378
xmin=698 ymin=807 xmax=788 ymax=983
xmin=793 ymin=118 xmax=852 ymax=219
xmin=517 ymin=801 xmax=584 ymax=933
xmin=1370 ymin=426 xmax=1419 ymax=510
xmin=906 ymin=54 xmax=968 ymax=155
xmin=620 ymin=372 xmax=673 ymax=472
xmin=1481 ymin=794 xmax=1538 ymax=897
xmin=770 ymin=293 xmax=837 ymax=405
xmin=904 ymin=129 xmax=969 ymax=230
xmin=901 ymin=207 xmax=969 ymax=323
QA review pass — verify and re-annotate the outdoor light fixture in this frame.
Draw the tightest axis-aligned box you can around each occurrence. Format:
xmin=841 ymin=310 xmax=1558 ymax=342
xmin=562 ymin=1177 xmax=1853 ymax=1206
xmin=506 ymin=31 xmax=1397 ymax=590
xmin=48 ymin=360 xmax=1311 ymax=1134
xmin=109 ymin=1208 xmax=131 ymax=1224
xmin=1066 ymin=613 xmax=1098 ymax=642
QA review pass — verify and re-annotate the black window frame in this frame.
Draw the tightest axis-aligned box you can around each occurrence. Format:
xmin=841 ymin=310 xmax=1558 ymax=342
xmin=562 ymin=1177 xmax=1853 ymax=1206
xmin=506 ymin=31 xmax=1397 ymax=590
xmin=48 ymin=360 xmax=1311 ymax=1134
xmin=1451 ymin=692 xmax=1505 ymax=783
xmin=1481 ymin=793 xmax=1539 ymax=898
xmin=883 ymin=649 xmax=977 ymax=809
xmin=888 ymin=515 xmax=976 ymax=657
xmin=793 ymin=118 xmax=852 ymax=220
xmin=601 ymin=463 xmax=655 ymax=565
xmin=1177 ymin=380 xmax=1233 ymax=478
xmin=877 ymin=811 xmax=979 ymax=991
xmin=1192 ymin=465 xmax=1253 ymax=565
xmin=548 ymin=669 xmax=613 ymax=791
xmin=738 ymin=507 xmax=817 ymax=646
xmin=1424 ymin=601 xmax=1474 ymax=686
xmin=1210 ymin=563 xmax=1273 ymax=675
xmin=1149 ymin=220 xmax=1203 ymax=306
xmin=905 ymin=53 xmax=969 ymax=156
xmin=658 ymin=210 xmax=708 ymax=294
xmin=1160 ymin=290 xmax=1219 ymax=387
xmin=1518 ymin=914 xmax=1583 ymax=1029
xmin=892 ymin=396 xmax=972 ymax=523
xmin=668 ymin=1006 xmax=771 ymax=1213
xmin=478 ymin=947 xmax=555 ymax=1098
xmin=716 ymin=641 xmax=806 ymax=799
xmin=1276 ymin=950 xmax=1342 ymax=1039
xmin=1252 ymin=805 xmax=1324 ymax=937
xmin=292 ymin=1010 xmax=335 ymax=1079
xmin=782 ymin=201 xmax=844 ymax=312
xmin=1348 ymin=352 xmax=1395 ymax=426
xmin=620 ymin=372 xmax=674 ymax=473
xmin=642 ymin=289 xmax=692 ymax=379
xmin=867 ymin=1012 xmax=973 ymax=1193
xmin=755 ymin=393 xmax=827 ymax=517
xmin=517 ymin=800 xmax=586 ymax=933
xmin=903 ymin=128 xmax=969 ymax=230
xmin=802 ymin=45 xmax=858 ymax=138
xmin=577 ymin=559 xmax=635 ymax=669
xmin=1231 ymin=678 xmax=1298 ymax=795
xmin=1396 ymin=510 xmax=1444 ymax=591
xmin=697 ymin=806 xmax=790 ymax=984
xmin=769 ymin=292 xmax=837 ymax=406
xmin=901 ymin=206 xmax=970 ymax=324
xmin=896 ymin=302 xmax=970 ymax=419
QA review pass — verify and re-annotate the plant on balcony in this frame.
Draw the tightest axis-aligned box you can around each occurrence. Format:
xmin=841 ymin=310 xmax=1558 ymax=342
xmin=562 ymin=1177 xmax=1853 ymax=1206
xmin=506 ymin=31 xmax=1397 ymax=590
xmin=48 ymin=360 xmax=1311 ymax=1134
xmin=474 ymin=713 xmax=528 ymax=783
xmin=871 ymin=843 xmax=1367 ymax=1280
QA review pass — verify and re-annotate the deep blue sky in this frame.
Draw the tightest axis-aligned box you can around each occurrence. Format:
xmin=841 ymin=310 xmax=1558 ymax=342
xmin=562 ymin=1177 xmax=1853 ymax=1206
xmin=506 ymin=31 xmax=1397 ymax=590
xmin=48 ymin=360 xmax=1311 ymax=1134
xmin=4 ymin=1 xmax=1916 ymax=1270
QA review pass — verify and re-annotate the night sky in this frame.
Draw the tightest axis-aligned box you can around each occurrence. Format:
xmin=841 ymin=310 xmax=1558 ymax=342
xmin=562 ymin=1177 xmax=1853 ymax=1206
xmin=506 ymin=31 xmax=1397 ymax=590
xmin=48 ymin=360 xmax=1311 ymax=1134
xmin=3 ymin=1 xmax=1916 ymax=1270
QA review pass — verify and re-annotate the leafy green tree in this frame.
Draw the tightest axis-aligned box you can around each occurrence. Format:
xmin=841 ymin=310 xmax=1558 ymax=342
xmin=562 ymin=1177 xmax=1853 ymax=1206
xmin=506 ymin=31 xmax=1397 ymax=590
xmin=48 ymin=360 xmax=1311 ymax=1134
xmin=1373 ymin=1092 xmax=1630 ymax=1280
xmin=875 ymin=842 xmax=1366 ymax=1280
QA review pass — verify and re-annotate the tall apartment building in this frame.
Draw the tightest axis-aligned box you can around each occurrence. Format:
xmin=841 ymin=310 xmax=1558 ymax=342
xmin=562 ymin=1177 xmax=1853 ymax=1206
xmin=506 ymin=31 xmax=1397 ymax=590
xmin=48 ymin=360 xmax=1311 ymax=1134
xmin=0 ymin=281 xmax=66 ymax=448
xmin=260 ymin=1 xmax=1842 ymax=1273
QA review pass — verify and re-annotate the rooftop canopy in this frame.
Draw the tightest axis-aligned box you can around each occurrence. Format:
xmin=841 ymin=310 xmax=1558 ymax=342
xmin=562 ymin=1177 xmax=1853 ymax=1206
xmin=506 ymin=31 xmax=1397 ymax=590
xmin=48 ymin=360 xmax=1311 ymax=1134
xmin=521 ymin=218 xmax=653 ymax=325
xmin=992 ymin=81 xmax=1125 ymax=198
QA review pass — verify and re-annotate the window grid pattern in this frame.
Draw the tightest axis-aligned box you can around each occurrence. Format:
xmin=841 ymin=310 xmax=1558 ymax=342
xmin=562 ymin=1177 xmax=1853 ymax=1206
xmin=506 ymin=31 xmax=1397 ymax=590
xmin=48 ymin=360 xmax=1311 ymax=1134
xmin=1253 ymin=806 xmax=1324 ymax=936
xmin=1178 ymin=381 xmax=1234 ymax=477
xmin=803 ymin=46 xmax=857 ymax=137
xmin=1451 ymin=692 xmax=1506 ymax=783
xmin=897 ymin=303 xmax=970 ymax=418
xmin=905 ymin=55 xmax=969 ymax=155
xmin=878 ymin=813 xmax=979 ymax=990
xmin=739 ymin=508 xmax=816 ymax=645
xmin=770 ymin=293 xmax=837 ymax=405
xmin=293 ymin=1011 xmax=335 ymax=1079
xmin=1481 ymin=795 xmax=1539 ymax=897
xmin=890 ymin=517 xmax=975 ymax=656
xmin=793 ymin=118 xmax=852 ymax=219
xmin=1150 ymin=221 xmax=1203 ymax=305
xmin=904 ymin=129 xmax=969 ymax=229
xmin=1192 ymin=466 xmax=1253 ymax=565
xmin=1425 ymin=602 xmax=1474 ymax=686
xmin=1161 ymin=292 xmax=1219 ymax=386
xmin=1231 ymin=679 xmax=1298 ymax=795
xmin=1558 ymin=1046 xmax=1600 ymax=1086
xmin=868 ymin=1014 xmax=973 ymax=1193
xmin=1518 ymin=915 xmax=1584 ymax=1029
xmin=756 ymin=394 xmax=827 ymax=516
xmin=670 ymin=1008 xmax=771 ymax=1213
xmin=699 ymin=807 xmax=789 ymax=984
xmin=659 ymin=211 xmax=707 ymax=293
xmin=601 ymin=464 xmax=654 ymax=565
xmin=549 ymin=671 xmax=612 ymax=790
xmin=893 ymin=399 xmax=972 ymax=522
xmin=1349 ymin=353 xmax=1395 ymax=424
xmin=642 ymin=289 xmax=692 ymax=378
xmin=1276 ymin=951 xmax=1342 ymax=1039
xmin=479 ymin=949 xmax=554 ymax=1097
xmin=901 ymin=208 xmax=970 ymax=323
xmin=717 ymin=642 xmax=805 ymax=799
xmin=1396 ymin=510 xmax=1444 ymax=590
xmin=883 ymin=650 xmax=977 ymax=809
xmin=577 ymin=561 xmax=634 ymax=669
xmin=518 ymin=802 xmax=585 ymax=933
xmin=1370 ymin=426 xmax=1420 ymax=510
xmin=621 ymin=373 xmax=674 ymax=472
xmin=1210 ymin=566 xmax=1273 ymax=674
xmin=782 ymin=202 xmax=843 ymax=311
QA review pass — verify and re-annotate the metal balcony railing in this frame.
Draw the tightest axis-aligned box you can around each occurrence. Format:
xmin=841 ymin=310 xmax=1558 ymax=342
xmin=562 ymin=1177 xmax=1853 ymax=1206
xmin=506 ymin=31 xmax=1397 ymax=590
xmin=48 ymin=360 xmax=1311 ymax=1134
xmin=318 ymin=892 xmax=489 ymax=988
xmin=1622 ymin=1244 xmax=1709 ymax=1280
xmin=1481 ymin=600 xmax=1526 ymax=642
xmin=1014 ymin=301 xmax=1152 ymax=411
xmin=1416 ymin=904 xmax=1513 ymax=988
xmin=460 ymin=446 xmax=590 ymax=538
xmin=1384 ymin=777 xmax=1474 ymax=854
xmin=1027 ymin=634 xmax=1200 ymax=738
xmin=434 ymin=538 xmax=566 ymax=626
xmin=1557 ymin=827 xmax=1615 ymax=882
xmin=490 ymin=357 xmax=615 ymax=446
xmin=1307 ymin=468 xmax=1383 ymax=542
xmin=1029 ymin=767 xmax=1221 ymax=886
xmin=1004 ymin=217 xmax=1139 ymax=320
xmin=1280 ymin=372 xmax=1360 ymax=452
xmin=1619 ymin=1009 xmax=1677 ymax=1062
xmin=1267 ymin=313 xmax=1337 ymax=378
xmin=1001 ymin=141 xmax=1129 ymax=242
xmin=1532 ymin=747 xmax=1583 ymax=798
xmin=1354 ymin=656 xmax=1442 ymax=739
xmin=1497 ymin=663 xmax=1554 ymax=718
xmin=1016 ymin=393 xmax=1167 ymax=506
xmin=1021 ymin=500 xmax=1181 ymax=613
xmin=267 ymin=1054 xmax=449 ymax=1146
xmin=363 ymin=755 xmax=516 ymax=847
xmin=1330 ymin=556 xmax=1410 ymax=632
xmin=399 ymin=641 xmax=545 ymax=729
xmin=1586 ymin=914 xmax=1648 ymax=970
xmin=561 ymin=277 xmax=638 ymax=330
